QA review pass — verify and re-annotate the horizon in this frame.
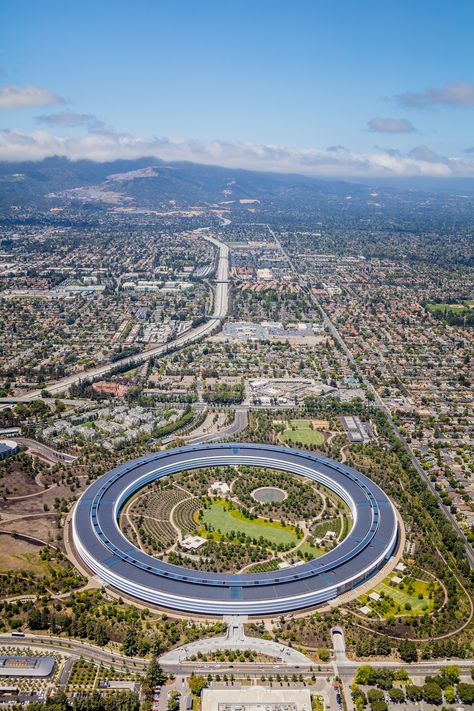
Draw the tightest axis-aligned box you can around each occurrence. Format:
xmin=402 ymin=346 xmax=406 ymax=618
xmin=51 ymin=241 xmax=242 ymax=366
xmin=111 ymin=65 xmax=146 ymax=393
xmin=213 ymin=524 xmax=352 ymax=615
xmin=2 ymin=0 xmax=474 ymax=180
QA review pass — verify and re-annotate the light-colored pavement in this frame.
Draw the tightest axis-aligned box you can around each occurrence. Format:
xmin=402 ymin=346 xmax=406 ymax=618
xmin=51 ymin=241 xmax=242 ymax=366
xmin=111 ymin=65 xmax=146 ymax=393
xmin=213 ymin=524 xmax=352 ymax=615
xmin=159 ymin=621 xmax=312 ymax=667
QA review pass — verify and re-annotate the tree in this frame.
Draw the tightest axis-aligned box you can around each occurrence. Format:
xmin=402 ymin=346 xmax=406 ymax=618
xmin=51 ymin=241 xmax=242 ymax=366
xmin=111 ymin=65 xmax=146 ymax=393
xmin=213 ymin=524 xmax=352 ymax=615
xmin=167 ymin=691 xmax=179 ymax=711
xmin=388 ymin=688 xmax=404 ymax=703
xmin=405 ymin=685 xmax=423 ymax=702
xmin=94 ymin=625 xmax=109 ymax=647
xmin=29 ymin=693 xmax=70 ymax=710
xmin=457 ymin=683 xmax=474 ymax=705
xmin=144 ymin=658 xmax=166 ymax=692
xmin=370 ymin=703 xmax=387 ymax=711
xmin=355 ymin=665 xmax=376 ymax=685
xmin=444 ymin=685 xmax=456 ymax=704
xmin=351 ymin=685 xmax=366 ymax=707
xmin=367 ymin=689 xmax=384 ymax=703
xmin=398 ymin=640 xmax=417 ymax=663
xmin=422 ymin=682 xmax=442 ymax=705
xmin=443 ymin=665 xmax=460 ymax=684
xmin=122 ymin=627 xmax=138 ymax=656
xmin=188 ymin=675 xmax=207 ymax=696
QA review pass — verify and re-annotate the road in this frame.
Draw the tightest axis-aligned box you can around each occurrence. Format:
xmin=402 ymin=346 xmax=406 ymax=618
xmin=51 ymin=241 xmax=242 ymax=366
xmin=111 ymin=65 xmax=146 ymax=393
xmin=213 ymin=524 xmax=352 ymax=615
xmin=267 ymin=225 xmax=474 ymax=569
xmin=6 ymin=231 xmax=229 ymax=403
xmin=2 ymin=631 xmax=473 ymax=681
xmin=0 ymin=633 xmax=148 ymax=672
xmin=185 ymin=408 xmax=248 ymax=444
xmin=317 ymin=296 xmax=474 ymax=568
xmin=15 ymin=436 xmax=77 ymax=464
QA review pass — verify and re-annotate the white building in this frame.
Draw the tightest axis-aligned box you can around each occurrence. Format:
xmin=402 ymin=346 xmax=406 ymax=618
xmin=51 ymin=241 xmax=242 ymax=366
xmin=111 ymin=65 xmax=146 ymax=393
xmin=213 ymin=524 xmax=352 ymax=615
xmin=210 ymin=481 xmax=231 ymax=496
xmin=201 ymin=686 xmax=312 ymax=711
xmin=181 ymin=536 xmax=206 ymax=551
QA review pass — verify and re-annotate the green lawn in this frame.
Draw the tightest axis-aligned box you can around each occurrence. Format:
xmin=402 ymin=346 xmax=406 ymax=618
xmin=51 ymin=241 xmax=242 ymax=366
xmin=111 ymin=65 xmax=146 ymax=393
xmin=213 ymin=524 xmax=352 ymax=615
xmin=200 ymin=501 xmax=300 ymax=546
xmin=360 ymin=576 xmax=435 ymax=617
xmin=299 ymin=541 xmax=325 ymax=558
xmin=281 ymin=420 xmax=325 ymax=446
xmin=427 ymin=301 xmax=472 ymax=314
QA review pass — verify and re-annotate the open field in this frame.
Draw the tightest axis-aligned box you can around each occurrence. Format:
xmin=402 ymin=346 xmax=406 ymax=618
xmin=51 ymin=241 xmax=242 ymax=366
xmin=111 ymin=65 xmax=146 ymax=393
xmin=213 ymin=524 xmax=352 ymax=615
xmin=359 ymin=576 xmax=436 ymax=618
xmin=427 ymin=300 xmax=474 ymax=313
xmin=0 ymin=533 xmax=46 ymax=574
xmin=281 ymin=419 xmax=326 ymax=446
xmin=0 ymin=466 xmax=43 ymax=498
xmin=200 ymin=500 xmax=300 ymax=546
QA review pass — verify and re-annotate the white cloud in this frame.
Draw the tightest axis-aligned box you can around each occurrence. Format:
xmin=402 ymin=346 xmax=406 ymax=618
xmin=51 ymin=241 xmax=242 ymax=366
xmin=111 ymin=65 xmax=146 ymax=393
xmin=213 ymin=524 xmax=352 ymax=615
xmin=396 ymin=82 xmax=474 ymax=108
xmin=0 ymin=127 xmax=473 ymax=178
xmin=36 ymin=111 xmax=105 ymax=130
xmin=0 ymin=85 xmax=64 ymax=109
xmin=368 ymin=117 xmax=416 ymax=133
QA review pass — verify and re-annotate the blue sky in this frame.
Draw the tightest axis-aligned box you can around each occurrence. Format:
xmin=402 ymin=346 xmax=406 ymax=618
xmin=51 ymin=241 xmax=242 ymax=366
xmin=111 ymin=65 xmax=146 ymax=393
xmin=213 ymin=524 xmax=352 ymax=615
xmin=1 ymin=0 xmax=474 ymax=177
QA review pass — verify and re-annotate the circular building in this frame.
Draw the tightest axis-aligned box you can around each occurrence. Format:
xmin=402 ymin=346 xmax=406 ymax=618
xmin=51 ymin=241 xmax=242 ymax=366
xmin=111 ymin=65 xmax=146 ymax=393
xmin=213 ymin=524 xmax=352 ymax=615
xmin=72 ymin=443 xmax=398 ymax=615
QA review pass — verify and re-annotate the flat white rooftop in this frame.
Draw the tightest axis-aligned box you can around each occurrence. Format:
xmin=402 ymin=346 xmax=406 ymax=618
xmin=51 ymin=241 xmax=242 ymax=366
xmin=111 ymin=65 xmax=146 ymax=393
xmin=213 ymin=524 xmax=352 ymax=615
xmin=201 ymin=686 xmax=312 ymax=711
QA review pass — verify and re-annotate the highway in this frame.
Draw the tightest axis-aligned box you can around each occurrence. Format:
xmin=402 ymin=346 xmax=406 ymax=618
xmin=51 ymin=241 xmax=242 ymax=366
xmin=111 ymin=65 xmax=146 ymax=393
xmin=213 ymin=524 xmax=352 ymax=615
xmin=8 ymin=232 xmax=229 ymax=403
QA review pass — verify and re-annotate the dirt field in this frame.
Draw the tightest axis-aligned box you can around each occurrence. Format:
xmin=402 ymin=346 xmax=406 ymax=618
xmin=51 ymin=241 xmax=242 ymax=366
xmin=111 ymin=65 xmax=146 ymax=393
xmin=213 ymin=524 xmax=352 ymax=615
xmin=0 ymin=482 xmax=80 ymax=517
xmin=0 ymin=465 xmax=43 ymax=498
xmin=0 ymin=532 xmax=45 ymax=574
xmin=0 ymin=513 xmax=60 ymax=547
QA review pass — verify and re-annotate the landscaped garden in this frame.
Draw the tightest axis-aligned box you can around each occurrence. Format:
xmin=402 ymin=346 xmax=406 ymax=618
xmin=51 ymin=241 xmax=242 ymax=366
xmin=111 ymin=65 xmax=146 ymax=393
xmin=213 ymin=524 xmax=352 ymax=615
xmin=119 ymin=464 xmax=351 ymax=574
xmin=358 ymin=573 xmax=438 ymax=618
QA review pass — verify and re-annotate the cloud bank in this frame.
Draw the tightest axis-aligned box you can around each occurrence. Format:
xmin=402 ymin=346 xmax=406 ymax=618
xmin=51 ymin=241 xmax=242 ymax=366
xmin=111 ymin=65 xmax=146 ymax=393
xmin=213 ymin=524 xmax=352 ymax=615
xmin=396 ymin=82 xmax=474 ymax=108
xmin=0 ymin=85 xmax=64 ymax=109
xmin=367 ymin=117 xmax=416 ymax=133
xmin=1 ymin=127 xmax=474 ymax=178
xmin=35 ymin=111 xmax=105 ymax=130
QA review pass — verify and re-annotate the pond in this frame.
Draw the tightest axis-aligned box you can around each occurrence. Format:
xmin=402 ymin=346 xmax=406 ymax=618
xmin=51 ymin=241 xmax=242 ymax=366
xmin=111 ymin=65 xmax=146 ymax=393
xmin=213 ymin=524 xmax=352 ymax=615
xmin=252 ymin=486 xmax=287 ymax=503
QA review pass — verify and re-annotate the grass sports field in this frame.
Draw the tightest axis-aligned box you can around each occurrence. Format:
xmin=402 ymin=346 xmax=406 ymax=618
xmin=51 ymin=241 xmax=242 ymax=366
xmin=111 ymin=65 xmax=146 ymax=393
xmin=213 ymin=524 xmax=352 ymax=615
xmin=281 ymin=419 xmax=326 ymax=447
xmin=200 ymin=501 xmax=300 ymax=546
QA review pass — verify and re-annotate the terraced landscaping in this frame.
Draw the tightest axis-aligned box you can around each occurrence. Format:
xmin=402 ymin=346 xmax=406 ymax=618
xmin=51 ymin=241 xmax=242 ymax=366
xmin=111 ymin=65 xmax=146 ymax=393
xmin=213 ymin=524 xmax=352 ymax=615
xmin=173 ymin=496 xmax=202 ymax=535
xmin=126 ymin=485 xmax=190 ymax=553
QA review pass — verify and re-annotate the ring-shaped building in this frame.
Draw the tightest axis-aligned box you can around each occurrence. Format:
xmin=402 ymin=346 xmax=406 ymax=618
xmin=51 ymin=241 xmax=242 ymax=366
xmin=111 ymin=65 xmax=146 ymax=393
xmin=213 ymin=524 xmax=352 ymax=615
xmin=72 ymin=443 xmax=398 ymax=615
